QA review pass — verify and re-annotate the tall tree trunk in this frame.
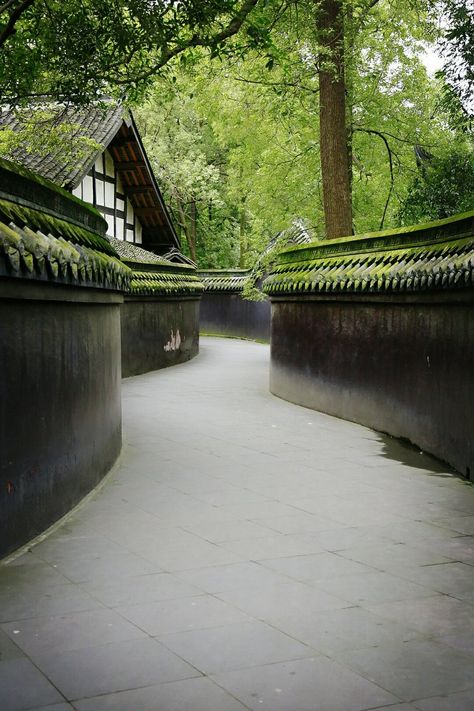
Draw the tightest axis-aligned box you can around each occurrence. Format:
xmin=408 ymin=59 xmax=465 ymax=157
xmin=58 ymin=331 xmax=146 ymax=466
xmin=317 ymin=0 xmax=352 ymax=239
xmin=345 ymin=2 xmax=354 ymax=209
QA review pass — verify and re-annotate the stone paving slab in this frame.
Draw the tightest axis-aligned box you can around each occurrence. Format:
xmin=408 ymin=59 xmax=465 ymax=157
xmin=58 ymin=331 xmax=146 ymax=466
xmin=1 ymin=336 xmax=474 ymax=710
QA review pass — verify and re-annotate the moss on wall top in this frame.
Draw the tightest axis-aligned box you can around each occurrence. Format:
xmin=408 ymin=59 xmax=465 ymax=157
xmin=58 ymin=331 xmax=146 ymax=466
xmin=130 ymin=268 xmax=203 ymax=297
xmin=264 ymin=210 xmax=474 ymax=296
xmin=0 ymin=159 xmax=203 ymax=296
xmin=0 ymin=157 xmax=107 ymax=235
xmin=106 ymin=236 xmax=203 ymax=297
xmin=0 ymin=166 xmax=130 ymax=291
xmin=199 ymin=269 xmax=252 ymax=293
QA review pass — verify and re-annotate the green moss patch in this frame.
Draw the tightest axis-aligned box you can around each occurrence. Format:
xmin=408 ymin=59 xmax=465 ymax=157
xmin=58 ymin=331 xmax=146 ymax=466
xmin=264 ymin=211 xmax=474 ymax=296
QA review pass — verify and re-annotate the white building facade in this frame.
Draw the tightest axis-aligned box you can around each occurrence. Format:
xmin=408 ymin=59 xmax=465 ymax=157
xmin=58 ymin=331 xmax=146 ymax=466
xmin=72 ymin=149 xmax=143 ymax=244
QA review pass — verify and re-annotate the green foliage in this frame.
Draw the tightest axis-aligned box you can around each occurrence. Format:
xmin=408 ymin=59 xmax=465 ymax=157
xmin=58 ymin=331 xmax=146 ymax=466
xmin=0 ymin=0 xmax=274 ymax=107
xmin=436 ymin=0 xmax=474 ymax=111
xmin=241 ymin=234 xmax=290 ymax=301
xmin=2 ymin=0 xmax=470 ymax=268
xmin=133 ymin=0 xmax=469 ymax=267
xmin=398 ymin=149 xmax=474 ymax=224
xmin=135 ymin=78 xmax=240 ymax=268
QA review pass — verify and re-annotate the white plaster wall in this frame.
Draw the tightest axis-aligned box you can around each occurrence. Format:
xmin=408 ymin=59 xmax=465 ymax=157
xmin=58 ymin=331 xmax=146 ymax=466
xmin=73 ymin=149 xmax=143 ymax=243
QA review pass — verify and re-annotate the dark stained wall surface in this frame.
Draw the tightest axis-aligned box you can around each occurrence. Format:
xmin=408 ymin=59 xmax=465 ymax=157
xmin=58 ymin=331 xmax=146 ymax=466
xmin=0 ymin=158 xmax=128 ymax=558
xmin=270 ymin=295 xmax=474 ymax=477
xmin=0 ymin=284 xmax=122 ymax=557
xmin=200 ymin=293 xmax=270 ymax=342
xmin=121 ymin=297 xmax=200 ymax=377
xmin=265 ymin=210 xmax=474 ymax=478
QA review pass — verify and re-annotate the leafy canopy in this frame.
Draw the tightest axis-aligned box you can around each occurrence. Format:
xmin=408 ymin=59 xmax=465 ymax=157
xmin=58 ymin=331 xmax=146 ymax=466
xmin=398 ymin=149 xmax=474 ymax=225
xmin=136 ymin=0 xmax=469 ymax=266
xmin=0 ymin=0 xmax=273 ymax=106
xmin=436 ymin=0 xmax=474 ymax=112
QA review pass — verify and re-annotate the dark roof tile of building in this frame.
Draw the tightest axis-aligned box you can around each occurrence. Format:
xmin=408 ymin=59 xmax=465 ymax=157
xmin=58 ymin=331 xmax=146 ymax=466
xmin=0 ymin=102 xmax=181 ymax=251
xmin=1 ymin=102 xmax=124 ymax=189
xmin=107 ymin=235 xmax=172 ymax=266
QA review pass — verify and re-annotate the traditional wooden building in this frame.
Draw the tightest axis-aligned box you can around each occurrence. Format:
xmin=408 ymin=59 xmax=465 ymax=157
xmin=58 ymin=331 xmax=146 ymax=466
xmin=0 ymin=103 xmax=180 ymax=255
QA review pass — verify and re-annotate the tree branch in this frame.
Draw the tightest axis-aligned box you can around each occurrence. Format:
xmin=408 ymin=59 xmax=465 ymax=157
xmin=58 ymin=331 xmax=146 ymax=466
xmin=230 ymin=74 xmax=319 ymax=94
xmin=0 ymin=0 xmax=20 ymax=14
xmin=353 ymin=124 xmax=427 ymax=146
xmin=0 ymin=0 xmax=35 ymax=48
xmin=354 ymin=127 xmax=394 ymax=229
xmin=117 ymin=0 xmax=261 ymax=86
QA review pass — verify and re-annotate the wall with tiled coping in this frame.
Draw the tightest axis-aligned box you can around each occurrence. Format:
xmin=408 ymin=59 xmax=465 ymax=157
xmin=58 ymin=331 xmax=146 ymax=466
xmin=0 ymin=160 xmax=201 ymax=556
xmin=264 ymin=211 xmax=474 ymax=477
xmin=199 ymin=270 xmax=270 ymax=342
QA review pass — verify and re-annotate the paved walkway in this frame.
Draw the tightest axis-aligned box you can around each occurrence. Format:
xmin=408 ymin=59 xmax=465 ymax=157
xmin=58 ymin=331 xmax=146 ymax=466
xmin=1 ymin=337 xmax=474 ymax=711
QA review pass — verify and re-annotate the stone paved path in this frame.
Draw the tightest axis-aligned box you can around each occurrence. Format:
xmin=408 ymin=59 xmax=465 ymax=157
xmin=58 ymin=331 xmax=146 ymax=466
xmin=1 ymin=337 xmax=474 ymax=710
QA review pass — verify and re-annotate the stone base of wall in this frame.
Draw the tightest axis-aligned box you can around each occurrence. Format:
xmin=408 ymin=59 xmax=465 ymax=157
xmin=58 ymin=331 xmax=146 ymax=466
xmin=121 ymin=297 xmax=200 ymax=377
xmin=200 ymin=293 xmax=270 ymax=342
xmin=270 ymin=294 xmax=474 ymax=477
xmin=0 ymin=281 xmax=123 ymax=558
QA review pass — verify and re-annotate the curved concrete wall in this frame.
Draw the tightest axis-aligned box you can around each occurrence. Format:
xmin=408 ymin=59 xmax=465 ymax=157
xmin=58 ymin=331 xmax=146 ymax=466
xmin=121 ymin=297 xmax=200 ymax=377
xmin=0 ymin=283 xmax=122 ymax=557
xmin=200 ymin=293 xmax=270 ymax=342
xmin=266 ymin=210 xmax=474 ymax=477
xmin=270 ymin=294 xmax=474 ymax=476
xmin=0 ymin=158 xmax=204 ymax=558
xmin=0 ymin=158 xmax=128 ymax=558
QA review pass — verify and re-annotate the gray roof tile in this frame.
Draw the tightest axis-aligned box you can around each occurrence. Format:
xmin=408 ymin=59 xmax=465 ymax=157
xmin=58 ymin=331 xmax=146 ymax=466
xmin=0 ymin=103 xmax=123 ymax=188
xmin=107 ymin=236 xmax=172 ymax=266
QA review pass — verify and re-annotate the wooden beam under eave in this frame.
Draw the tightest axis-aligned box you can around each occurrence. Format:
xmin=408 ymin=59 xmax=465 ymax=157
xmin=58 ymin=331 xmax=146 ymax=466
xmin=126 ymin=185 xmax=154 ymax=195
xmin=134 ymin=207 xmax=163 ymax=219
xmin=116 ymin=161 xmax=146 ymax=171
xmin=112 ymin=137 xmax=141 ymax=150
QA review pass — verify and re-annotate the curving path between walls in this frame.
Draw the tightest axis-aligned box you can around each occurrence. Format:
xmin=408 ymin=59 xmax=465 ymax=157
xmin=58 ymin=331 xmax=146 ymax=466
xmin=0 ymin=337 xmax=473 ymax=708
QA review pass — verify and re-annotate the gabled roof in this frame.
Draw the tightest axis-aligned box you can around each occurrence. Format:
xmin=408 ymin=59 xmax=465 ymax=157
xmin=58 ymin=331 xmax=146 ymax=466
xmin=0 ymin=102 xmax=180 ymax=251
xmin=108 ymin=113 xmax=179 ymax=251
xmin=162 ymin=246 xmax=197 ymax=267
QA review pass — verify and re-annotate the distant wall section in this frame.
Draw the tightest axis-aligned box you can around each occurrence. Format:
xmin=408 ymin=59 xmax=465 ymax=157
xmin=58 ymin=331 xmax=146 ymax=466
xmin=199 ymin=270 xmax=270 ymax=342
xmin=109 ymin=237 xmax=202 ymax=377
